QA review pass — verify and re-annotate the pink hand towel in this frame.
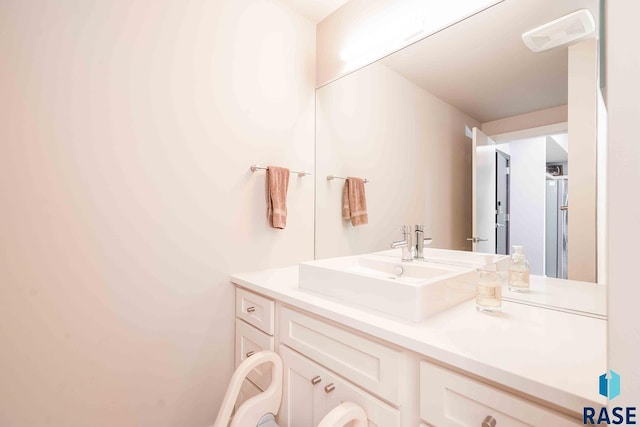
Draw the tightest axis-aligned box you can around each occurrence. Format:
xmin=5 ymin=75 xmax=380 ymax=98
xmin=266 ymin=166 xmax=290 ymax=229
xmin=342 ymin=177 xmax=368 ymax=226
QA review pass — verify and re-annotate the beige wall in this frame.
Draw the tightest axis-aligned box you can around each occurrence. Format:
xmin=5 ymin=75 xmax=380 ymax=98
xmin=315 ymin=62 xmax=479 ymax=258
xmin=607 ymin=0 xmax=640 ymax=407
xmin=568 ymin=39 xmax=598 ymax=283
xmin=0 ymin=1 xmax=315 ymax=426
xmin=481 ymin=105 xmax=568 ymax=137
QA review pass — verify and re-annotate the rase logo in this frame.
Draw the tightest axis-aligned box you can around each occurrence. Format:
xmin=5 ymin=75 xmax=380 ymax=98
xmin=583 ymin=370 xmax=637 ymax=425
xmin=601 ymin=370 xmax=622 ymax=400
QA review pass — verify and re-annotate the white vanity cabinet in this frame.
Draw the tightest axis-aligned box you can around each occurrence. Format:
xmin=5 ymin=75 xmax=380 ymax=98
xmin=235 ymin=288 xmax=401 ymax=426
xmin=419 ymin=361 xmax=581 ymax=427
xmin=278 ymin=307 xmax=403 ymax=406
xmin=279 ymin=346 xmax=400 ymax=427
xmin=233 ymin=285 xmax=584 ymax=427
xmin=234 ymin=287 xmax=276 ymax=410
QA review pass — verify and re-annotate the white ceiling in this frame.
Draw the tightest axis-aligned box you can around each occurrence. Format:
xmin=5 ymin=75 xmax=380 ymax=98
xmin=547 ymin=135 xmax=569 ymax=163
xmin=277 ymin=0 xmax=349 ymax=23
xmin=381 ymin=0 xmax=599 ymax=123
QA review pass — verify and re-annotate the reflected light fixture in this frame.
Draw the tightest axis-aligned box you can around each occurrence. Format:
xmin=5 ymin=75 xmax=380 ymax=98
xmin=522 ymin=9 xmax=595 ymax=52
xmin=340 ymin=0 xmax=503 ymax=66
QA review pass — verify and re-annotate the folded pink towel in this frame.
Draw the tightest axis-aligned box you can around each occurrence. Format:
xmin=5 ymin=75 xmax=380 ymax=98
xmin=342 ymin=177 xmax=368 ymax=226
xmin=266 ymin=166 xmax=290 ymax=229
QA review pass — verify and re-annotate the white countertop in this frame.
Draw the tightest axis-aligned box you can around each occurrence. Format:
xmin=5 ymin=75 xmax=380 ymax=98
xmin=503 ymin=275 xmax=607 ymax=319
xmin=231 ymin=266 xmax=607 ymax=415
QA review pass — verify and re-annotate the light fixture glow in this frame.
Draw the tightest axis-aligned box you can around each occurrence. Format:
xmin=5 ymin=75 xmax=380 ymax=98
xmin=340 ymin=0 xmax=503 ymax=66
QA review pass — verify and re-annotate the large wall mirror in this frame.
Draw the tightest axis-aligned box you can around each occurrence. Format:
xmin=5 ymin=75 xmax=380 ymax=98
xmin=315 ymin=0 xmax=605 ymax=316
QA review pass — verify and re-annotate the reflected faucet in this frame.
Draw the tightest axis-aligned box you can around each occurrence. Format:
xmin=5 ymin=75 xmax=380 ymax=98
xmin=414 ymin=225 xmax=433 ymax=260
xmin=391 ymin=225 xmax=414 ymax=262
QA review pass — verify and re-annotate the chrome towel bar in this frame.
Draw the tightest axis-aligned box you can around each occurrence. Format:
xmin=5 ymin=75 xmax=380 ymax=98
xmin=327 ymin=174 xmax=369 ymax=184
xmin=250 ymin=165 xmax=311 ymax=177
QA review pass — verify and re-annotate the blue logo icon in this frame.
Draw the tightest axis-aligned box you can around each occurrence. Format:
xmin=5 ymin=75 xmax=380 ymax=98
xmin=599 ymin=370 xmax=621 ymax=400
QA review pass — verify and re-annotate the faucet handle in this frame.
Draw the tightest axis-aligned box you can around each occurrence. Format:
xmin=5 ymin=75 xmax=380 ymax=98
xmin=414 ymin=224 xmax=424 ymax=232
xmin=423 ymin=237 xmax=433 ymax=245
xmin=391 ymin=240 xmax=408 ymax=249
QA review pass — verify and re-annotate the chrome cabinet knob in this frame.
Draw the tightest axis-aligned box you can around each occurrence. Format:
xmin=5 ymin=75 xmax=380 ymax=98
xmin=482 ymin=415 xmax=497 ymax=427
xmin=246 ymin=306 xmax=256 ymax=313
xmin=245 ymin=351 xmax=255 ymax=358
xmin=324 ymin=383 xmax=335 ymax=393
xmin=311 ymin=376 xmax=322 ymax=385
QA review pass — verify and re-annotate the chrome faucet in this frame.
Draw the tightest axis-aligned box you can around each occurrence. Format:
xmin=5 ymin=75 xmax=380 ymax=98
xmin=414 ymin=225 xmax=433 ymax=260
xmin=391 ymin=225 xmax=414 ymax=262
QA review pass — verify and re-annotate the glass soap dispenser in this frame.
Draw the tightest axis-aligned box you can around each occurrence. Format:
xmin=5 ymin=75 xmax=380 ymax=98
xmin=476 ymin=264 xmax=502 ymax=312
xmin=508 ymin=245 xmax=530 ymax=292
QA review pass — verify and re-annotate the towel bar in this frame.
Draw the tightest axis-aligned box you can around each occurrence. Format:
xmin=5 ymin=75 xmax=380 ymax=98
xmin=250 ymin=165 xmax=311 ymax=177
xmin=327 ymin=175 xmax=369 ymax=184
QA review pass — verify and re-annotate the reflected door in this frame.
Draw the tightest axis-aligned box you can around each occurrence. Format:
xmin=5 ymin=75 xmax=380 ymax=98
xmin=495 ymin=150 xmax=510 ymax=255
xmin=471 ymin=128 xmax=496 ymax=253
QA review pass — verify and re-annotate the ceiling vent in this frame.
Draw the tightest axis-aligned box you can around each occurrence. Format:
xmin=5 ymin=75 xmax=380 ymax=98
xmin=522 ymin=9 xmax=595 ymax=52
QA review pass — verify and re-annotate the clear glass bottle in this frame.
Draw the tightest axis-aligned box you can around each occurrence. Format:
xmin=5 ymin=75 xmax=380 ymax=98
xmin=508 ymin=245 xmax=530 ymax=292
xmin=476 ymin=264 xmax=502 ymax=312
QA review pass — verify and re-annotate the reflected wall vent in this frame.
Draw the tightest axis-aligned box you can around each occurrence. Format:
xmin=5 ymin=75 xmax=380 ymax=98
xmin=522 ymin=9 xmax=595 ymax=52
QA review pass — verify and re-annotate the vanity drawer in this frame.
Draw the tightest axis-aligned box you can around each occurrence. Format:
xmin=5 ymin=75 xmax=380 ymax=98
xmin=279 ymin=307 xmax=402 ymax=406
xmin=236 ymin=288 xmax=275 ymax=335
xmin=419 ymin=361 xmax=580 ymax=426
xmin=235 ymin=319 xmax=275 ymax=391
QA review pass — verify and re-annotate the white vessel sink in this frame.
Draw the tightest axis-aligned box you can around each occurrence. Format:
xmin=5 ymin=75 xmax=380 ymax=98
xmin=298 ymin=255 xmax=478 ymax=322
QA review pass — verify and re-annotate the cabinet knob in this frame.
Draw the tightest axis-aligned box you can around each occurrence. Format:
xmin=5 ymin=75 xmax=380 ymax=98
xmin=245 ymin=351 xmax=255 ymax=358
xmin=311 ymin=376 xmax=322 ymax=385
xmin=482 ymin=415 xmax=497 ymax=427
xmin=324 ymin=383 xmax=335 ymax=393
xmin=246 ymin=306 xmax=256 ymax=313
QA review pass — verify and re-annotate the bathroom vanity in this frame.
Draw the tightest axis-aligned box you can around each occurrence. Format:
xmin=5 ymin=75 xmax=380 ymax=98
xmin=230 ymin=258 xmax=606 ymax=427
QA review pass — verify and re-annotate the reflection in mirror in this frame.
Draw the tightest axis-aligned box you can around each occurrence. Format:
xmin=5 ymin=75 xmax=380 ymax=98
xmin=472 ymin=127 xmax=570 ymax=279
xmin=315 ymin=0 xmax=605 ymax=315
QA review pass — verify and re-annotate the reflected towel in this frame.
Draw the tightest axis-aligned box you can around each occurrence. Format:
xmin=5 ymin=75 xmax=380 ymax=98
xmin=342 ymin=177 xmax=368 ymax=226
xmin=266 ymin=166 xmax=290 ymax=229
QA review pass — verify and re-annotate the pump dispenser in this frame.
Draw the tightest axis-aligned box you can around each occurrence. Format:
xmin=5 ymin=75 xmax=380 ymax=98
xmin=508 ymin=245 xmax=530 ymax=292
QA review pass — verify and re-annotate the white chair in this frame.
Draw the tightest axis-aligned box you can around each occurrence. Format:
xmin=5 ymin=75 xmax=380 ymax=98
xmin=213 ymin=350 xmax=367 ymax=427
xmin=317 ymin=402 xmax=367 ymax=427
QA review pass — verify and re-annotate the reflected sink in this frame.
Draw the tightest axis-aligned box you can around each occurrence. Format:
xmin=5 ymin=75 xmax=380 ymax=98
xmin=375 ymin=247 xmax=510 ymax=271
xmin=299 ymin=255 xmax=478 ymax=322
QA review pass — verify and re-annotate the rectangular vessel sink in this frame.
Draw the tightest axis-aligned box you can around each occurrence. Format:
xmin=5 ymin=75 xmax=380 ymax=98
xmin=299 ymin=255 xmax=478 ymax=322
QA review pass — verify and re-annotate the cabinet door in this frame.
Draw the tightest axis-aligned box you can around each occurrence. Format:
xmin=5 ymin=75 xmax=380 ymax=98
xmin=235 ymin=319 xmax=274 ymax=390
xmin=280 ymin=307 xmax=402 ymax=405
xmin=281 ymin=345 xmax=401 ymax=427
xmin=280 ymin=346 xmax=326 ymax=427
